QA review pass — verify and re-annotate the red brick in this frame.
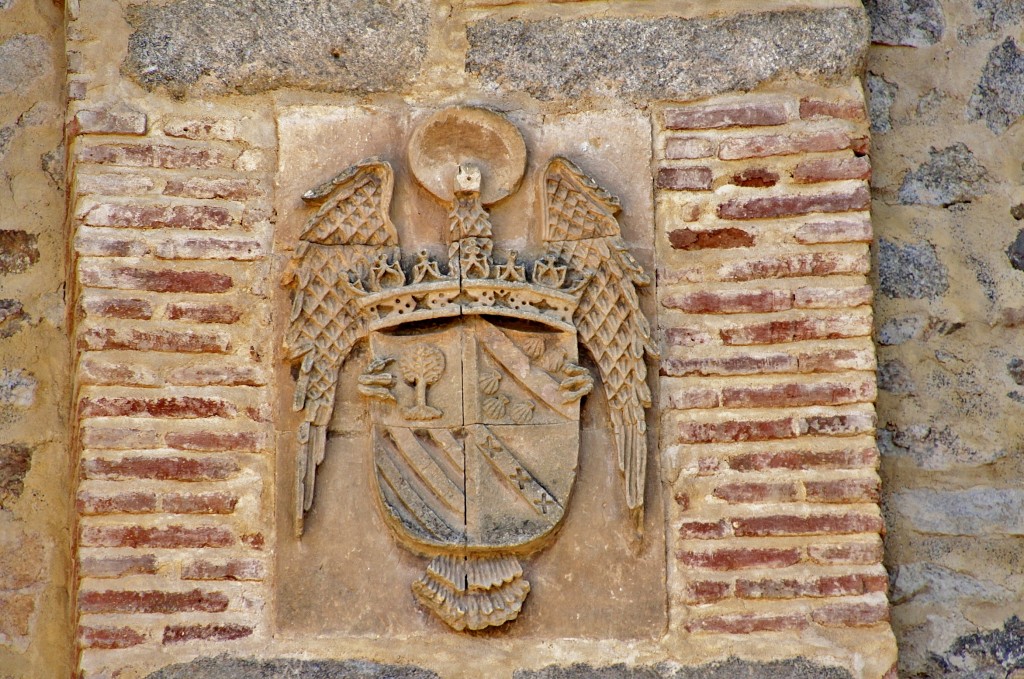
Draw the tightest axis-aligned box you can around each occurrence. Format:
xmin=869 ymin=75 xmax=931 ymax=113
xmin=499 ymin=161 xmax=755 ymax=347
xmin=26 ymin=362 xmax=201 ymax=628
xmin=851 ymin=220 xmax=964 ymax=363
xmin=81 ymin=426 xmax=162 ymax=449
xmin=166 ymin=364 xmax=267 ymax=387
xmin=736 ymin=573 xmax=887 ymax=599
xmin=662 ymin=327 xmax=716 ymax=347
xmin=82 ymin=203 xmax=234 ymax=230
xmin=713 ymin=482 xmax=799 ymax=503
xmin=793 ymin=156 xmax=871 ymax=183
xmin=851 ymin=136 xmax=870 ymax=155
xmin=799 ymin=98 xmax=866 ymax=121
xmin=794 ymin=285 xmax=872 ymax=309
xmin=661 ymin=353 xmax=797 ymax=377
xmin=805 ymin=478 xmax=880 ymax=503
xmin=181 ymin=558 xmax=264 ymax=581
xmin=657 ymin=167 xmax=713 ymax=191
xmin=679 ymin=520 xmax=731 ymax=539
xmin=665 ymin=136 xmax=715 ymax=159
xmin=796 ymin=348 xmax=875 ymax=373
xmin=677 ymin=547 xmax=801 ymax=571
xmin=72 ymin=107 xmax=147 ymax=135
xmin=165 ymin=431 xmax=259 ymax=452
xmin=665 ymin=386 xmax=719 ymax=409
xmin=163 ymin=177 xmax=259 ymax=200
xmin=161 ymin=492 xmax=238 ymax=514
xmin=808 ymin=541 xmax=883 ymax=565
xmin=79 ymin=359 xmax=160 ymax=387
xmin=800 ymin=412 xmax=875 ymax=436
xmin=82 ymin=297 xmax=153 ymax=320
xmin=717 ymin=186 xmax=869 ymax=220
xmin=79 ymin=396 xmax=236 ymax=418
xmin=78 ymin=625 xmax=147 ymax=650
xmin=719 ymin=315 xmax=872 ymax=346
xmin=728 ymin=448 xmax=877 ymax=472
xmin=717 ymin=252 xmax=869 ymax=282
xmin=80 ymin=266 xmax=233 ymax=293
xmin=697 ymin=457 xmax=722 ymax=475
xmin=76 ymin=173 xmax=155 ymax=196
xmin=730 ymin=168 xmax=779 ymax=188
xmin=794 ymin=218 xmax=872 ymax=244
xmin=240 ymin=532 xmax=265 ymax=549
xmin=684 ymin=580 xmax=731 ymax=604
xmin=78 ymin=328 xmax=230 ymax=353
xmin=718 ymin=130 xmax=850 ymax=160
xmin=166 ymin=302 xmax=241 ymax=324
xmin=720 ymin=381 xmax=875 ymax=409
xmin=666 ymin=102 xmax=789 ymax=129
xmin=662 ymin=289 xmax=792 ymax=314
xmin=78 ymin=588 xmax=228 ymax=614
xmin=668 ymin=227 xmax=754 ymax=250
xmin=162 ymin=623 xmax=253 ymax=644
xmin=79 ymin=554 xmax=159 ymax=578
xmin=154 ymin=237 xmax=265 ymax=261
xmin=77 ymin=491 xmax=157 ymax=514
xmin=77 ymin=143 xmax=235 ymax=169
xmin=674 ymin=493 xmax=691 ymax=510
xmin=75 ymin=232 xmax=149 ymax=257
xmin=81 ymin=456 xmax=239 ymax=481
xmin=811 ymin=601 xmax=889 ymax=627
xmin=686 ymin=613 xmax=807 ymax=634
xmin=246 ymin=403 xmax=272 ymax=423
xmin=731 ymin=512 xmax=883 ymax=537
xmin=81 ymin=525 xmax=235 ymax=549
xmin=679 ymin=418 xmax=796 ymax=443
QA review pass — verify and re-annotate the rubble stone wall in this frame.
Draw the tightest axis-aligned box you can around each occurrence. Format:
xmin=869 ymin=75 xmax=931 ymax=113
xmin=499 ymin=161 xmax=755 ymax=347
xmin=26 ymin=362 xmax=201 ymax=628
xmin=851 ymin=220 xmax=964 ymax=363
xmin=866 ymin=0 xmax=1024 ymax=676
xmin=0 ymin=0 xmax=72 ymax=677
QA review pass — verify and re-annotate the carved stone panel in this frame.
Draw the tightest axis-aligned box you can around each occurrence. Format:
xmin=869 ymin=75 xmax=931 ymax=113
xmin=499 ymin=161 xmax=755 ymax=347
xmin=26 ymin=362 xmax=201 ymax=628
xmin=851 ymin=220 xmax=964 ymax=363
xmin=276 ymin=106 xmax=663 ymax=636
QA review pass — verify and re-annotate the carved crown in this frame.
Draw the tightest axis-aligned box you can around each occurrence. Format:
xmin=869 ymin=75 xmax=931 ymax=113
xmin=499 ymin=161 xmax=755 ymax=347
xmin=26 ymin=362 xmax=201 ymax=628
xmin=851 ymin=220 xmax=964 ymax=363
xmin=345 ymin=249 xmax=589 ymax=334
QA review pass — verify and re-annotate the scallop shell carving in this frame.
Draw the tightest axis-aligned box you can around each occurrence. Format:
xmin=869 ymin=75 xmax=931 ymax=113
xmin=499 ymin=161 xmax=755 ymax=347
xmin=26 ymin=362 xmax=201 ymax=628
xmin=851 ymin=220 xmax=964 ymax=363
xmin=510 ymin=401 xmax=535 ymax=424
xmin=522 ymin=336 xmax=545 ymax=359
xmin=483 ymin=394 xmax=510 ymax=419
xmin=480 ymin=369 xmax=502 ymax=396
xmin=541 ymin=349 xmax=565 ymax=373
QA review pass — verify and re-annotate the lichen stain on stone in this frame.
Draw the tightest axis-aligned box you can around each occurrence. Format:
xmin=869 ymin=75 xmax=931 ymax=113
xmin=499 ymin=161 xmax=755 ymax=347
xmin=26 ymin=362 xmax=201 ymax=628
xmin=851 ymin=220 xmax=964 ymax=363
xmin=465 ymin=8 xmax=869 ymax=102
xmin=122 ymin=0 xmax=430 ymax=97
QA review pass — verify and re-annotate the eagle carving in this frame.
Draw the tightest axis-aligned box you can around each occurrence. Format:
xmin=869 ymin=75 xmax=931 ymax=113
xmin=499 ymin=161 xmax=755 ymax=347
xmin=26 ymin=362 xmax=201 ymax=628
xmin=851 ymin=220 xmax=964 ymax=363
xmin=283 ymin=108 xmax=657 ymax=631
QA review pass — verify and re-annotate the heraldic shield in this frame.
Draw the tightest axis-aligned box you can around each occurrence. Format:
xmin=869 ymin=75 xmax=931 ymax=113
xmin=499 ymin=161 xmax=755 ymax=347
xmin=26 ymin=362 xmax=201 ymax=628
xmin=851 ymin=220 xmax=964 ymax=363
xmin=368 ymin=317 xmax=580 ymax=551
xmin=283 ymin=107 xmax=658 ymax=632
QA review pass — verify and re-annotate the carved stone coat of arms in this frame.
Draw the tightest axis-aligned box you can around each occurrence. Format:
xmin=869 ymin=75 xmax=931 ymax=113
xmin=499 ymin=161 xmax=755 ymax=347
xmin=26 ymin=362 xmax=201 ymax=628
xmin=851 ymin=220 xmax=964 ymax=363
xmin=283 ymin=108 xmax=657 ymax=631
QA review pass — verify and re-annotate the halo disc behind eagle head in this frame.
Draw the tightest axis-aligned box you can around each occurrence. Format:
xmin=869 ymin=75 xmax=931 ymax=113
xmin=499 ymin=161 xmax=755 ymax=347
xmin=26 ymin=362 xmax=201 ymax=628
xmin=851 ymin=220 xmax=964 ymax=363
xmin=408 ymin=107 xmax=527 ymax=206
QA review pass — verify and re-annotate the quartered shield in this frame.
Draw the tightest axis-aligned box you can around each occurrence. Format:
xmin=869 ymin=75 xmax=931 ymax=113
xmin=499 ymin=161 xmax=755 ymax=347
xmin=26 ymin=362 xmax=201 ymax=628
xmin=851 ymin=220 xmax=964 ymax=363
xmin=368 ymin=315 xmax=581 ymax=555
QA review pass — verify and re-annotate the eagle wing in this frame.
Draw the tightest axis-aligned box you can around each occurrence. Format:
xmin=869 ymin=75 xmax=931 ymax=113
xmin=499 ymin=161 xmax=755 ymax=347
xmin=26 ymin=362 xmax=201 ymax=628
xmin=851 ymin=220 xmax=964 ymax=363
xmin=283 ymin=159 xmax=398 ymax=536
xmin=541 ymin=157 xmax=658 ymax=530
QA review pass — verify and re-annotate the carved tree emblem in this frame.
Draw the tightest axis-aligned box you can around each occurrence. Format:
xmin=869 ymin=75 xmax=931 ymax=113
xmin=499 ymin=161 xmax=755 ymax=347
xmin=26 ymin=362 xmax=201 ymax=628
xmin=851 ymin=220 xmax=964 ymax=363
xmin=399 ymin=344 xmax=445 ymax=420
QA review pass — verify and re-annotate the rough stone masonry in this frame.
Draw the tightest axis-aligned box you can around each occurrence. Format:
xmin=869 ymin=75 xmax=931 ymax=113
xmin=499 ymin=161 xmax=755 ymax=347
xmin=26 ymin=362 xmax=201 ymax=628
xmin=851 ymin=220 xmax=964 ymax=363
xmin=4 ymin=0 xmax=1018 ymax=676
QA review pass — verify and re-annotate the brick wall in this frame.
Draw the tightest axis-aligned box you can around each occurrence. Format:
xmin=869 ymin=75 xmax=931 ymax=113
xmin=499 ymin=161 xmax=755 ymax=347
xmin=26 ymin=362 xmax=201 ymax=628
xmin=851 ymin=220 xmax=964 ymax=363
xmin=69 ymin=103 xmax=278 ymax=672
xmin=653 ymin=89 xmax=891 ymax=667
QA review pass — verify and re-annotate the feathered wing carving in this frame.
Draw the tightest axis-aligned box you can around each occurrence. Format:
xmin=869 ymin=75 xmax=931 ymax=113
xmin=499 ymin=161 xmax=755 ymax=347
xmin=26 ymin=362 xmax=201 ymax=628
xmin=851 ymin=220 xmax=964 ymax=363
xmin=283 ymin=159 xmax=398 ymax=537
xmin=541 ymin=157 xmax=659 ymax=530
